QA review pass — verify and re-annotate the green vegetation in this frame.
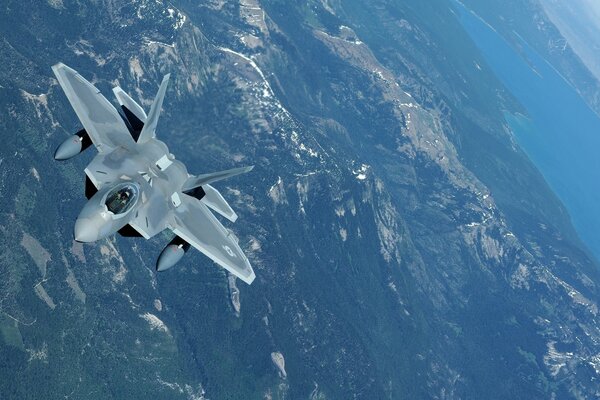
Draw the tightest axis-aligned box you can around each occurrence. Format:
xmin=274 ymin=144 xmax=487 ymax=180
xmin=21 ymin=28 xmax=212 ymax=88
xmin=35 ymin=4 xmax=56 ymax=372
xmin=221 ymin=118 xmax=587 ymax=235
xmin=0 ymin=316 xmax=23 ymax=350
xmin=14 ymin=184 xmax=36 ymax=219
xmin=0 ymin=0 xmax=598 ymax=398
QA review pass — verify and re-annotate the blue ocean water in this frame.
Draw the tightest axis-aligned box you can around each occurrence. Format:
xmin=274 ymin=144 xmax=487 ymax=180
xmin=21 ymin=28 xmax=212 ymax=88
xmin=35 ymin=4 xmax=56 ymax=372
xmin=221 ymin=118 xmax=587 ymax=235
xmin=452 ymin=0 xmax=600 ymax=258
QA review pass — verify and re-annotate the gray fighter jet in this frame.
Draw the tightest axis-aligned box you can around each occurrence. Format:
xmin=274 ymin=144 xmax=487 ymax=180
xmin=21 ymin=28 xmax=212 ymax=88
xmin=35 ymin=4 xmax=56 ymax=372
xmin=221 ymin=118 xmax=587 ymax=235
xmin=51 ymin=63 xmax=255 ymax=284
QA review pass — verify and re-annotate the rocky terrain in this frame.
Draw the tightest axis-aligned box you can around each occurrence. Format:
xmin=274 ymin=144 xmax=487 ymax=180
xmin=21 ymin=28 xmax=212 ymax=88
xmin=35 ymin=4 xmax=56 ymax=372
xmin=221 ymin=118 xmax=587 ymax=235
xmin=1 ymin=0 xmax=600 ymax=399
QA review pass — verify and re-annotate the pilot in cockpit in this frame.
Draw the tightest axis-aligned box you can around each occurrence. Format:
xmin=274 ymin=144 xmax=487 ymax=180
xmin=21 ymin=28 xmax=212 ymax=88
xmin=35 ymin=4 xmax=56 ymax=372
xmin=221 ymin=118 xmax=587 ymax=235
xmin=106 ymin=185 xmax=136 ymax=214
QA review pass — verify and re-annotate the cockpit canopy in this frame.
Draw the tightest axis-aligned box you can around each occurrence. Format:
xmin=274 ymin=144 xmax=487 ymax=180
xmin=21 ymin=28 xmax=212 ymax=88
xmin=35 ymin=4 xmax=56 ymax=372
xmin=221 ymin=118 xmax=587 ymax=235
xmin=105 ymin=182 xmax=139 ymax=215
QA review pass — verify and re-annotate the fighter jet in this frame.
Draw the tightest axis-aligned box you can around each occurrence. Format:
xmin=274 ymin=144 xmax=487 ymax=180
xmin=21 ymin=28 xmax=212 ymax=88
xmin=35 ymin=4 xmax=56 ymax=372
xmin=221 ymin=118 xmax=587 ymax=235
xmin=51 ymin=63 xmax=255 ymax=284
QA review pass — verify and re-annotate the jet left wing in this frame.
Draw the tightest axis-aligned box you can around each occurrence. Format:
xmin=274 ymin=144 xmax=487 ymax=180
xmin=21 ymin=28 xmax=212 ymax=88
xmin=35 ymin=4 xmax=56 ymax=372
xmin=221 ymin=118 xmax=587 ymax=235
xmin=170 ymin=194 xmax=255 ymax=284
xmin=52 ymin=63 xmax=135 ymax=153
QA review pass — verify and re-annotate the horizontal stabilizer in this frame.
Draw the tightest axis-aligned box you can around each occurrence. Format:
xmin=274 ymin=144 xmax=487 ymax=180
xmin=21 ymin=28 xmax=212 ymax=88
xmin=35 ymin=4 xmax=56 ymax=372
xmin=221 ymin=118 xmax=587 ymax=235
xmin=182 ymin=166 xmax=254 ymax=192
xmin=202 ymin=184 xmax=238 ymax=222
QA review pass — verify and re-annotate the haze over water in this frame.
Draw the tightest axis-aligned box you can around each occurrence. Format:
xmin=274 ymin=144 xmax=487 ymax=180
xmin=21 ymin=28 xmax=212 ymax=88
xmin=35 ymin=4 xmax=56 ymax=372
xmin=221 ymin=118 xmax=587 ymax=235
xmin=453 ymin=1 xmax=600 ymax=259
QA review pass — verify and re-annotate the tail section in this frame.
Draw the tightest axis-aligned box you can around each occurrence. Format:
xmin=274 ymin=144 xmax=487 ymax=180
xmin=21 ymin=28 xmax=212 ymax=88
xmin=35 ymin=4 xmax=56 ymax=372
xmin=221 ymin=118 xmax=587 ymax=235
xmin=137 ymin=74 xmax=170 ymax=143
xmin=113 ymin=87 xmax=147 ymax=140
xmin=201 ymin=184 xmax=238 ymax=222
xmin=182 ymin=166 xmax=254 ymax=192
xmin=182 ymin=166 xmax=253 ymax=223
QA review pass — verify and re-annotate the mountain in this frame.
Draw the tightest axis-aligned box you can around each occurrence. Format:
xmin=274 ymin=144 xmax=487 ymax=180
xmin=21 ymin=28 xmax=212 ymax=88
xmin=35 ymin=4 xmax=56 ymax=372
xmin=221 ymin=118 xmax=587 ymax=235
xmin=1 ymin=0 xmax=599 ymax=398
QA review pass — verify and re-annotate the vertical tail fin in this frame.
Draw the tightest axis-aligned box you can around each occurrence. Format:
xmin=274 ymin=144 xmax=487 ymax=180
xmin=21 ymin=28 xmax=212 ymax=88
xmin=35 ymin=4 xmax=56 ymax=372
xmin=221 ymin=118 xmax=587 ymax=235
xmin=113 ymin=87 xmax=147 ymax=139
xmin=112 ymin=87 xmax=147 ymax=123
xmin=182 ymin=166 xmax=254 ymax=192
xmin=137 ymin=74 xmax=170 ymax=143
xmin=202 ymin=184 xmax=238 ymax=222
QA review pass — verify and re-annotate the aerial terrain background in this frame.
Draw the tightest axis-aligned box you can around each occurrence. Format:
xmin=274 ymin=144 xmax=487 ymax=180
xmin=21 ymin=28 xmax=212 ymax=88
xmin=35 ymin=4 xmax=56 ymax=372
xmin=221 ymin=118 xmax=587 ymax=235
xmin=1 ymin=0 xmax=600 ymax=398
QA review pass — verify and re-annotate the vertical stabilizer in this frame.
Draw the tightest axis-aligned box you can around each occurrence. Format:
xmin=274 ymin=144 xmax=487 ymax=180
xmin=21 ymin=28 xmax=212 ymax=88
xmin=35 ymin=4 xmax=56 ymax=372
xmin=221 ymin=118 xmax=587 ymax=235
xmin=202 ymin=184 xmax=238 ymax=222
xmin=137 ymin=74 xmax=170 ymax=143
xmin=182 ymin=166 xmax=254 ymax=192
xmin=112 ymin=87 xmax=147 ymax=123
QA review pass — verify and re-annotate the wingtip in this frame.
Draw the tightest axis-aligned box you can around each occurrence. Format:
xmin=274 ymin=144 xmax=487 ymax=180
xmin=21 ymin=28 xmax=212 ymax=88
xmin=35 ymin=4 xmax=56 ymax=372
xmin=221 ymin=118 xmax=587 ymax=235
xmin=51 ymin=62 xmax=65 ymax=75
xmin=51 ymin=63 xmax=70 ymax=82
xmin=52 ymin=62 xmax=75 ymax=73
xmin=243 ymin=258 xmax=256 ymax=285
xmin=112 ymin=86 xmax=125 ymax=105
xmin=244 ymin=269 xmax=256 ymax=285
xmin=51 ymin=62 xmax=78 ymax=79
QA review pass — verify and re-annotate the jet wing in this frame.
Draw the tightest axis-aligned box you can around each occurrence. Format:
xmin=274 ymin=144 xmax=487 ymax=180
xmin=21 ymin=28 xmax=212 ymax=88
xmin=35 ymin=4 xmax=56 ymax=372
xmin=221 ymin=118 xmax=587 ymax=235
xmin=52 ymin=63 xmax=135 ymax=153
xmin=170 ymin=194 xmax=255 ymax=284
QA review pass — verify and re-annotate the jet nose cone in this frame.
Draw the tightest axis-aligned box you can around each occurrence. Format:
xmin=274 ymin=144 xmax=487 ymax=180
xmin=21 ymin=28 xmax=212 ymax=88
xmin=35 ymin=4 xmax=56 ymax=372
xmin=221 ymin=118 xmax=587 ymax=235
xmin=74 ymin=218 xmax=97 ymax=243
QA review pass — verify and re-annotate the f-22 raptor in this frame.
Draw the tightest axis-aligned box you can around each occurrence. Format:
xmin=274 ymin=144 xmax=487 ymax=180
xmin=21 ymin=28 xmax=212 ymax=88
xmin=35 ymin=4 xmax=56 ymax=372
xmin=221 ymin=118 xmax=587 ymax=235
xmin=52 ymin=63 xmax=255 ymax=284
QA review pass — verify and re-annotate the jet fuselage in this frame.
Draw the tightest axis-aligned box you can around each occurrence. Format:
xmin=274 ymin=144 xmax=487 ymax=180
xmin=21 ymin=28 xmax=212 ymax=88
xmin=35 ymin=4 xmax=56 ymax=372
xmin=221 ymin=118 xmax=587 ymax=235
xmin=52 ymin=62 xmax=256 ymax=283
xmin=75 ymin=138 xmax=188 ymax=243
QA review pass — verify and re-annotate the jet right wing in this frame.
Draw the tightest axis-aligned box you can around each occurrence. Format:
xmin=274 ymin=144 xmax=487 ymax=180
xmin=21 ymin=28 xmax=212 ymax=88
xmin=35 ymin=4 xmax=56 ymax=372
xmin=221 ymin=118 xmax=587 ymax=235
xmin=52 ymin=63 xmax=135 ymax=153
xmin=170 ymin=194 xmax=255 ymax=284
